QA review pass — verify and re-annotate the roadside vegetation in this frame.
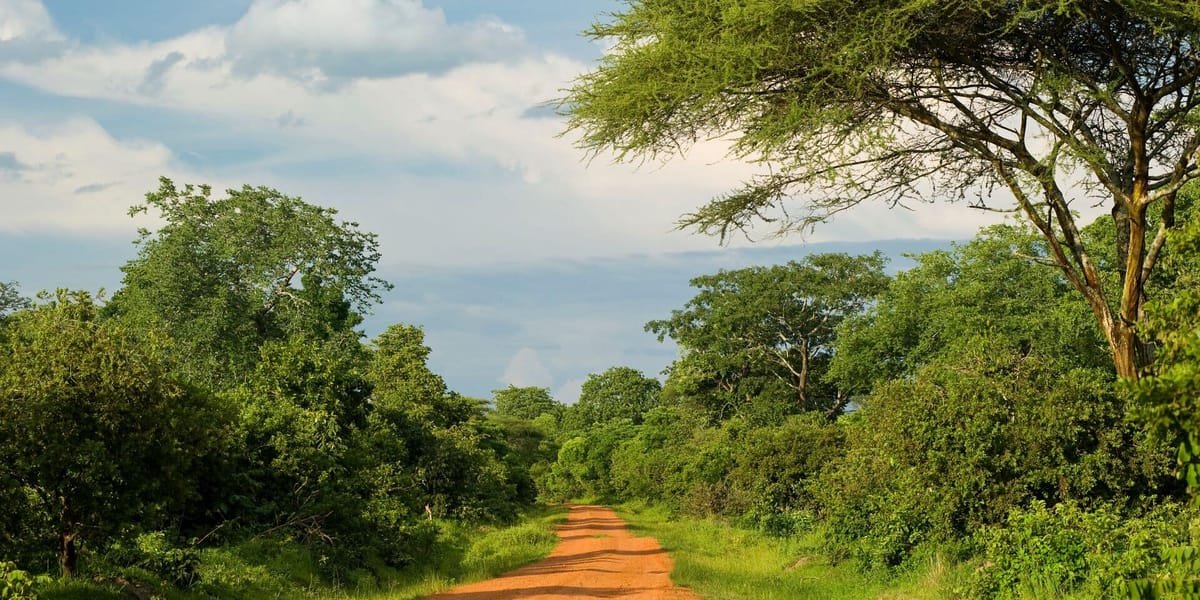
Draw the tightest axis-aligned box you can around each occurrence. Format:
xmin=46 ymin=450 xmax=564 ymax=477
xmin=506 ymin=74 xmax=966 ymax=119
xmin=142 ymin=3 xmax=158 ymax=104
xmin=7 ymin=4 xmax=1200 ymax=600
xmin=0 ymin=181 xmax=565 ymax=599
xmin=4 ymin=178 xmax=1200 ymax=600
xmin=517 ymin=203 xmax=1200 ymax=598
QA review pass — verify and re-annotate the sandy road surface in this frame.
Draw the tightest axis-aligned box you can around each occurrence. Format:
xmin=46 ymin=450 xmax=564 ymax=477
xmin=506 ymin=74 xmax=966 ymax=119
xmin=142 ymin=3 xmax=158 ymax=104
xmin=428 ymin=505 xmax=701 ymax=600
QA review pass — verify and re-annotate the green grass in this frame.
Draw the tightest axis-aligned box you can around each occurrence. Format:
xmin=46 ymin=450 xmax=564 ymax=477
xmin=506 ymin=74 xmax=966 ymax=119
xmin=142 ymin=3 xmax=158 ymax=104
xmin=615 ymin=502 xmax=955 ymax=600
xmin=34 ymin=505 xmax=568 ymax=600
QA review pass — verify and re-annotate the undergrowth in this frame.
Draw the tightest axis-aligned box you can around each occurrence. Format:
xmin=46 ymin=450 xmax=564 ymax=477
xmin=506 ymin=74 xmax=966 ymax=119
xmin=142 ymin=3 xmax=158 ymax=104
xmin=24 ymin=505 xmax=566 ymax=600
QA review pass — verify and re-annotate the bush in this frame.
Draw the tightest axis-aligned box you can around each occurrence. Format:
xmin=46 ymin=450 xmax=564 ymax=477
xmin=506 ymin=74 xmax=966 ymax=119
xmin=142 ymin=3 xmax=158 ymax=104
xmin=102 ymin=532 xmax=200 ymax=588
xmin=969 ymin=501 xmax=1199 ymax=599
xmin=0 ymin=562 xmax=42 ymax=600
xmin=817 ymin=339 xmax=1167 ymax=571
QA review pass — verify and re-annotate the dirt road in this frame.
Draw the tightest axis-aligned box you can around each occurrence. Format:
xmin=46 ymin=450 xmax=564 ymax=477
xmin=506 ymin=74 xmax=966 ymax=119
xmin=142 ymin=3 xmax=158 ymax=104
xmin=428 ymin=505 xmax=700 ymax=600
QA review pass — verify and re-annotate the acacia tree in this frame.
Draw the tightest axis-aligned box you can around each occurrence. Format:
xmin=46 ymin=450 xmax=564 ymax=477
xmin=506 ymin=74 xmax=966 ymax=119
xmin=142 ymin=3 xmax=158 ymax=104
xmin=564 ymin=1 xmax=1200 ymax=378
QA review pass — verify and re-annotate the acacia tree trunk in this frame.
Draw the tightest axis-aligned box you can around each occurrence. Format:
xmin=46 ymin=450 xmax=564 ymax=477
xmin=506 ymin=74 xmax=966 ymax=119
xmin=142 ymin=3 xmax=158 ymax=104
xmin=1108 ymin=320 xmax=1141 ymax=380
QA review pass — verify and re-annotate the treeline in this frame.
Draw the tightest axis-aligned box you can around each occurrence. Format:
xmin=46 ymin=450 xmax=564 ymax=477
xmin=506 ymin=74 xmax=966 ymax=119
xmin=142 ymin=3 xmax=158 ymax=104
xmin=5 ymin=177 xmax=1200 ymax=599
xmin=0 ymin=179 xmax=540 ymax=594
xmin=505 ymin=204 xmax=1200 ymax=597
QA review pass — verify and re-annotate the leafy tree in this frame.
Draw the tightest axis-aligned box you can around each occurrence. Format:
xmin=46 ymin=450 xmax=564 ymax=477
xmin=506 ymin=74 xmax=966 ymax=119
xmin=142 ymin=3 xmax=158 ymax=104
xmin=0 ymin=281 xmax=30 ymax=320
xmin=1129 ymin=213 xmax=1200 ymax=499
xmin=492 ymin=386 xmax=561 ymax=421
xmin=648 ymin=252 xmax=889 ymax=417
xmin=108 ymin=177 xmax=390 ymax=389
xmin=0 ymin=292 xmax=218 ymax=576
xmin=564 ymin=0 xmax=1200 ymax=378
xmin=829 ymin=224 xmax=1111 ymax=392
xmin=367 ymin=325 xmax=521 ymax=520
xmin=222 ymin=332 xmax=371 ymax=537
xmin=574 ymin=366 xmax=661 ymax=426
xmin=543 ymin=419 xmax=637 ymax=501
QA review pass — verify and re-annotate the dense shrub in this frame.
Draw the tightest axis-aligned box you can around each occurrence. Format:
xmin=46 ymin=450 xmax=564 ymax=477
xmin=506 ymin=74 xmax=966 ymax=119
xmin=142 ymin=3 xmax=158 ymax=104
xmin=969 ymin=501 xmax=1199 ymax=599
xmin=817 ymin=338 xmax=1170 ymax=570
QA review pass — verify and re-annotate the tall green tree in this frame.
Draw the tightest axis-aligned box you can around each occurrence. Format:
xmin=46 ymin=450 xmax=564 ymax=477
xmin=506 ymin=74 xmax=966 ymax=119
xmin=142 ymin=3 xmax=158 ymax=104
xmin=492 ymin=386 xmax=560 ymax=421
xmin=564 ymin=0 xmax=1200 ymax=378
xmin=0 ymin=292 xmax=218 ymax=576
xmin=108 ymin=177 xmax=390 ymax=389
xmin=574 ymin=366 xmax=661 ymax=426
xmin=648 ymin=252 xmax=889 ymax=417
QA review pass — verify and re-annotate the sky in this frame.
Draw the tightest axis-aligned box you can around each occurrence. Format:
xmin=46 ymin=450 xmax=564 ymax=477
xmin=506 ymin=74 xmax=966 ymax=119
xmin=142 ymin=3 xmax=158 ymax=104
xmin=0 ymin=0 xmax=1024 ymax=402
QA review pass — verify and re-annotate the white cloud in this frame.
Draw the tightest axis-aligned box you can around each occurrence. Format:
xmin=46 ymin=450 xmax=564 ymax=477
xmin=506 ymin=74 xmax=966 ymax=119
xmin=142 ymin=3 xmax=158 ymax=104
xmin=0 ymin=118 xmax=181 ymax=234
xmin=0 ymin=0 xmax=61 ymax=43
xmin=226 ymin=0 xmax=527 ymax=79
xmin=0 ymin=0 xmax=1040 ymax=268
xmin=501 ymin=347 xmax=553 ymax=388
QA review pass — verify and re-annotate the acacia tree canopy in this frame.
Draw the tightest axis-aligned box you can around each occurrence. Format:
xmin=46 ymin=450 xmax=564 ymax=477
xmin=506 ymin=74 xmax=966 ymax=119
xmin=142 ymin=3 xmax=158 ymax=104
xmin=564 ymin=0 xmax=1200 ymax=378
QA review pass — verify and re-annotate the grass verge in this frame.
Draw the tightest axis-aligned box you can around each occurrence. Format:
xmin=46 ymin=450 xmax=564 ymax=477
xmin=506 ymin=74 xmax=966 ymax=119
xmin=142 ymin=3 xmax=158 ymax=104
xmin=614 ymin=501 xmax=951 ymax=600
xmin=34 ymin=505 xmax=567 ymax=600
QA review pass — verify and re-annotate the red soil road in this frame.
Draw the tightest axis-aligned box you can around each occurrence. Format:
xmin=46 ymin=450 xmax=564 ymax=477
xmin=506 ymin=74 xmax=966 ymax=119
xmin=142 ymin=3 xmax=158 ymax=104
xmin=428 ymin=504 xmax=701 ymax=600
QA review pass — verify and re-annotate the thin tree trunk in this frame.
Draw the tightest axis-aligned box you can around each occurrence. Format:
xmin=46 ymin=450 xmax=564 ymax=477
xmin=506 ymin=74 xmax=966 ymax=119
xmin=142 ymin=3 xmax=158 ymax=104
xmin=60 ymin=530 xmax=77 ymax=577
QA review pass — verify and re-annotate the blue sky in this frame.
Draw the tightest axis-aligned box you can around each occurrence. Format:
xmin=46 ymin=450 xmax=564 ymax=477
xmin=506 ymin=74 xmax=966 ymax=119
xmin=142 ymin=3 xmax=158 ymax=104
xmin=0 ymin=0 xmax=1013 ymax=401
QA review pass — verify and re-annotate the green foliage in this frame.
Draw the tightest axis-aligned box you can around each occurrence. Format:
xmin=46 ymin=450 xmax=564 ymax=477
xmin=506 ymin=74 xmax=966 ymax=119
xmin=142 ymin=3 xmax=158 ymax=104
xmin=564 ymin=0 xmax=1200 ymax=377
xmin=0 ymin=291 xmax=221 ymax=576
xmin=101 ymin=531 xmax=201 ymax=589
xmin=1 ymin=561 xmax=46 ymax=600
xmin=615 ymin=503 xmax=941 ymax=600
xmin=108 ymin=177 xmax=389 ymax=389
xmin=970 ymin=501 xmax=1199 ymax=600
xmin=543 ymin=419 xmax=638 ymax=501
xmin=724 ymin=414 xmax=844 ymax=535
xmin=649 ymin=252 xmax=889 ymax=419
xmin=366 ymin=325 xmax=524 ymax=524
xmin=223 ymin=333 xmax=370 ymax=533
xmin=819 ymin=338 xmax=1159 ymax=570
xmin=0 ymin=281 xmax=30 ymax=321
xmin=491 ymin=386 xmax=561 ymax=421
xmin=1130 ymin=214 xmax=1200 ymax=498
xmin=573 ymin=366 xmax=661 ymax=426
xmin=829 ymin=223 xmax=1110 ymax=392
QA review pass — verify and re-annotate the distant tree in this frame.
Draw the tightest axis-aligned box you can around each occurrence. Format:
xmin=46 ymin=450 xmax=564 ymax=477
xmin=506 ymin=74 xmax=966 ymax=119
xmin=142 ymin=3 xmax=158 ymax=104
xmin=0 ymin=281 xmax=30 ymax=320
xmin=0 ymin=292 xmax=216 ymax=577
xmin=648 ymin=253 xmax=889 ymax=417
xmin=564 ymin=0 xmax=1200 ymax=379
xmin=108 ymin=177 xmax=390 ymax=389
xmin=492 ymin=386 xmax=561 ymax=421
xmin=574 ymin=366 xmax=661 ymax=426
